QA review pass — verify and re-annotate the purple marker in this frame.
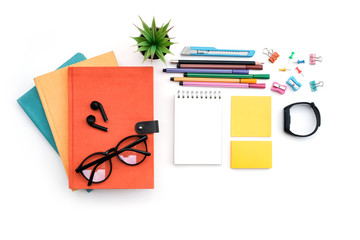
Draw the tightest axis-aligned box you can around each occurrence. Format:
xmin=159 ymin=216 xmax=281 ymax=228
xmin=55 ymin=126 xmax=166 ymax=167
xmin=179 ymin=81 xmax=266 ymax=89
xmin=163 ymin=68 xmax=249 ymax=74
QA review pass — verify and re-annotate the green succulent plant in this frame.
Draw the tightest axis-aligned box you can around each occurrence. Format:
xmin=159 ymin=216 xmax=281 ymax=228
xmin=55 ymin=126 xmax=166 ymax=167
xmin=132 ymin=16 xmax=175 ymax=64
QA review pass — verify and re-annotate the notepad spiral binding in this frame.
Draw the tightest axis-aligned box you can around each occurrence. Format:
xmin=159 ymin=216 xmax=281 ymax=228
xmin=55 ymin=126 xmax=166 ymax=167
xmin=177 ymin=90 xmax=221 ymax=99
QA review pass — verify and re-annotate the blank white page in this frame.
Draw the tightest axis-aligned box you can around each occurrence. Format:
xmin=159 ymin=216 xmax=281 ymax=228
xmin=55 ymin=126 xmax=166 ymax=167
xmin=174 ymin=90 xmax=223 ymax=164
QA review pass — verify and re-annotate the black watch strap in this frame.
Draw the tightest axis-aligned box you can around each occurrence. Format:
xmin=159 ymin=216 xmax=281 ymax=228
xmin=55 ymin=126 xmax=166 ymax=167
xmin=284 ymin=102 xmax=321 ymax=137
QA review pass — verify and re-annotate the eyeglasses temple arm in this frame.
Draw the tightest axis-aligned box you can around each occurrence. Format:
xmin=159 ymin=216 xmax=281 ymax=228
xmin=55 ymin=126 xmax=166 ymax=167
xmin=126 ymin=148 xmax=151 ymax=156
xmin=86 ymin=162 xmax=102 ymax=187
xmin=122 ymin=135 xmax=148 ymax=149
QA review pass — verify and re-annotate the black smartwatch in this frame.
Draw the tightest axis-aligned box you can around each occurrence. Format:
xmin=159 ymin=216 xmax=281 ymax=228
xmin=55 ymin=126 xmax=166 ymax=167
xmin=284 ymin=102 xmax=321 ymax=137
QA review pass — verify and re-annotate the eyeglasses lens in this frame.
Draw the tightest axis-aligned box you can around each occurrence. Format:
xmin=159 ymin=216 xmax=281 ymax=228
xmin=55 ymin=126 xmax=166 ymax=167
xmin=116 ymin=136 xmax=147 ymax=165
xmin=81 ymin=153 xmax=112 ymax=183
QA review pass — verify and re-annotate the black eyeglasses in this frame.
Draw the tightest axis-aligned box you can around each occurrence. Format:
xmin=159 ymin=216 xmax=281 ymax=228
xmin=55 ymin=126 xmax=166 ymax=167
xmin=75 ymin=135 xmax=150 ymax=186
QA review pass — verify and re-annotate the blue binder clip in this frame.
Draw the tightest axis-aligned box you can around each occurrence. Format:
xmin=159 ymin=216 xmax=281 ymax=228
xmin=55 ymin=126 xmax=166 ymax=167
xmin=180 ymin=46 xmax=255 ymax=57
xmin=310 ymin=81 xmax=324 ymax=92
xmin=287 ymin=76 xmax=302 ymax=91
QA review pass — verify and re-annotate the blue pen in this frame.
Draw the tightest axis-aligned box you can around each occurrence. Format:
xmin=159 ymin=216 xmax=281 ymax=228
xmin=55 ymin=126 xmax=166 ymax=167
xmin=181 ymin=46 xmax=255 ymax=57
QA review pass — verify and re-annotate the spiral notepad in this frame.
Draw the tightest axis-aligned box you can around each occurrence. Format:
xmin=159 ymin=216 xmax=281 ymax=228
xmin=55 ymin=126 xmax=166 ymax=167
xmin=174 ymin=90 xmax=223 ymax=164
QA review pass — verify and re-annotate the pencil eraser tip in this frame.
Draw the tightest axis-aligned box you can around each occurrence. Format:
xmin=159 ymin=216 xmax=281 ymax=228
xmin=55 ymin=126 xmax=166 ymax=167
xmin=170 ymin=77 xmax=174 ymax=81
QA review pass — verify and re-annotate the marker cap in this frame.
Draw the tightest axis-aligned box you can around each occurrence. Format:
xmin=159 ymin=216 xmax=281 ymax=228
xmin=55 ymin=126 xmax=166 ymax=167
xmin=247 ymin=65 xmax=263 ymax=70
xmin=249 ymin=83 xmax=266 ymax=89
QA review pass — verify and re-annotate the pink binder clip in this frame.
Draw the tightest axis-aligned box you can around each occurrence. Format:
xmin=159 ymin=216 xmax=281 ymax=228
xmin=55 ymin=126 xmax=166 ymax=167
xmin=271 ymin=82 xmax=287 ymax=94
xmin=309 ymin=54 xmax=322 ymax=65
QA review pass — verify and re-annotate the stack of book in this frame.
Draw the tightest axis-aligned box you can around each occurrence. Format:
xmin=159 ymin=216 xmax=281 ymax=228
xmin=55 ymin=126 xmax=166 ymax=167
xmin=17 ymin=52 xmax=155 ymax=191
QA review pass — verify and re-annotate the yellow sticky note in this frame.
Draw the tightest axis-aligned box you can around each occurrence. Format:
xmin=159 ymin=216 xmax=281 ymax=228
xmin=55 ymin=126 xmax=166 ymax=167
xmin=231 ymin=96 xmax=271 ymax=137
xmin=231 ymin=141 xmax=272 ymax=168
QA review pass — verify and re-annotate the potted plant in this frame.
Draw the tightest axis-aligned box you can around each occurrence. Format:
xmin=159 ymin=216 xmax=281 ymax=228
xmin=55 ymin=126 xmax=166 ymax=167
xmin=132 ymin=16 xmax=175 ymax=64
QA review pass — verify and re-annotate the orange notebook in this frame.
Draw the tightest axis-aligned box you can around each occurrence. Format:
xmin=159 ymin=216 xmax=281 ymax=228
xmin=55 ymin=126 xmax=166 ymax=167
xmin=34 ymin=52 xmax=118 ymax=178
xmin=68 ymin=66 xmax=154 ymax=189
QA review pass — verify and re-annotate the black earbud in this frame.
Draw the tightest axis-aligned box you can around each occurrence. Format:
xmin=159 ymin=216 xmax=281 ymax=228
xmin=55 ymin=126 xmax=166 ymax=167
xmin=86 ymin=115 xmax=108 ymax=132
xmin=90 ymin=101 xmax=108 ymax=122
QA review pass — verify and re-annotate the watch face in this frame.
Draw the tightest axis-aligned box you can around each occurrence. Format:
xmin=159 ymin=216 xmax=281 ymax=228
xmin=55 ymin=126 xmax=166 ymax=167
xmin=288 ymin=104 xmax=318 ymax=135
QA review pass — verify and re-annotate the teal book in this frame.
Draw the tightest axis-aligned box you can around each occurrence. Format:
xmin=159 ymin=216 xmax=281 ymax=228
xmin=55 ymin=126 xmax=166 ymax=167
xmin=17 ymin=53 xmax=86 ymax=152
xmin=18 ymin=53 xmax=93 ymax=192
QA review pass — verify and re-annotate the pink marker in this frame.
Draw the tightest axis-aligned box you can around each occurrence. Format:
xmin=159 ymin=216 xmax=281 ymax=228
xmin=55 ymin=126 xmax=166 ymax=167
xmin=179 ymin=81 xmax=265 ymax=89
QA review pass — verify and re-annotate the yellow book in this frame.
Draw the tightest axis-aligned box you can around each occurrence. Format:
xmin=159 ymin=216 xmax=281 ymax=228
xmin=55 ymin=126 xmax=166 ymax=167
xmin=34 ymin=52 xmax=118 ymax=177
xmin=231 ymin=96 xmax=271 ymax=137
xmin=231 ymin=141 xmax=272 ymax=168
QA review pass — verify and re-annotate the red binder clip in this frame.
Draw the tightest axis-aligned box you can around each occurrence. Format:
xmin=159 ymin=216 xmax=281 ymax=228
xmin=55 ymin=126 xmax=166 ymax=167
xmin=263 ymin=48 xmax=279 ymax=63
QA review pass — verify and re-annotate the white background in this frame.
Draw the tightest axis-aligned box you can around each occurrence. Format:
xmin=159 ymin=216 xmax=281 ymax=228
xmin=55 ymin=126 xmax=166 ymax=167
xmin=1 ymin=0 xmax=360 ymax=239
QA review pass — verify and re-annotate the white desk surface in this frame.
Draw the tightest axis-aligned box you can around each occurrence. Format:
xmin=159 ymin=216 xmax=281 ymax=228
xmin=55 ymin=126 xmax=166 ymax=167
xmin=2 ymin=0 xmax=360 ymax=239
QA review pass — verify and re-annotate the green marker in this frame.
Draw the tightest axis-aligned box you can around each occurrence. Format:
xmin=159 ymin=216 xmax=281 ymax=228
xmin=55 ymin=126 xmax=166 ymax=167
xmin=184 ymin=73 xmax=270 ymax=79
